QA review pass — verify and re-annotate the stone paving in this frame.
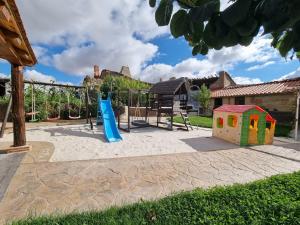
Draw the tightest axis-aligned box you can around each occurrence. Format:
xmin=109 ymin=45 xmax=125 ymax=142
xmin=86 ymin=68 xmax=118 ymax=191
xmin=0 ymin=152 xmax=25 ymax=202
xmin=0 ymin=145 xmax=299 ymax=224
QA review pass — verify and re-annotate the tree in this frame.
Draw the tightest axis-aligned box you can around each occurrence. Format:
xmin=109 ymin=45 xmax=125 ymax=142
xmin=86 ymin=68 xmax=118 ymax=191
xmin=149 ymin=0 xmax=300 ymax=59
xmin=194 ymin=84 xmax=211 ymax=114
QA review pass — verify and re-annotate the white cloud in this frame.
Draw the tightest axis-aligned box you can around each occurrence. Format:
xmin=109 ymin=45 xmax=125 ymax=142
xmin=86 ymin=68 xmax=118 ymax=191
xmin=232 ymin=76 xmax=263 ymax=85
xmin=24 ymin=70 xmax=56 ymax=83
xmin=16 ymin=0 xmax=167 ymax=77
xmin=247 ymin=61 xmax=275 ymax=71
xmin=207 ymin=34 xmax=277 ymax=67
xmin=140 ymin=58 xmax=222 ymax=83
xmin=276 ymin=67 xmax=300 ymax=80
xmin=24 ymin=69 xmax=75 ymax=86
xmin=0 ymin=73 xmax=8 ymax=78
xmin=141 ymin=34 xmax=277 ymax=83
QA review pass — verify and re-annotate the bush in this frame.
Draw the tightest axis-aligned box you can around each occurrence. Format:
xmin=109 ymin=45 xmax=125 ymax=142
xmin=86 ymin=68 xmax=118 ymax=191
xmin=12 ymin=171 xmax=300 ymax=225
xmin=275 ymin=124 xmax=293 ymax=137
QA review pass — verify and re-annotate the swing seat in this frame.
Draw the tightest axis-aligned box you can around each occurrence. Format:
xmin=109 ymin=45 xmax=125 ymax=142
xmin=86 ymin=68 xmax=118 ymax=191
xmin=29 ymin=119 xmax=39 ymax=122
xmin=46 ymin=116 xmax=60 ymax=121
xmin=131 ymin=120 xmax=149 ymax=127
xmin=68 ymin=116 xmax=81 ymax=120
xmin=26 ymin=111 xmax=39 ymax=116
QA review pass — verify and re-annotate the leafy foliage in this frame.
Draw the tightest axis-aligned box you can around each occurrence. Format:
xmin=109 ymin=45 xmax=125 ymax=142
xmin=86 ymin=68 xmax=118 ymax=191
xmin=193 ymin=84 xmax=211 ymax=113
xmin=0 ymin=96 xmax=9 ymax=105
xmin=12 ymin=171 xmax=300 ymax=225
xmin=150 ymin=0 xmax=300 ymax=59
xmin=99 ymin=75 xmax=151 ymax=114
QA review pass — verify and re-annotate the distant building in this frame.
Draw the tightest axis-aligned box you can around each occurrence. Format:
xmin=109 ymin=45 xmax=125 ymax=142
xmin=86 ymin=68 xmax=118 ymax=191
xmin=83 ymin=65 xmax=150 ymax=87
xmin=210 ymin=76 xmax=300 ymax=125
xmin=152 ymin=71 xmax=300 ymax=126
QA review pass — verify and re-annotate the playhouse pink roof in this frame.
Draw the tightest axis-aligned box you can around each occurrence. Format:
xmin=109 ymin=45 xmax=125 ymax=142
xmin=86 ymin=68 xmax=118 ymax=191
xmin=214 ymin=105 xmax=263 ymax=113
xmin=214 ymin=105 xmax=275 ymax=122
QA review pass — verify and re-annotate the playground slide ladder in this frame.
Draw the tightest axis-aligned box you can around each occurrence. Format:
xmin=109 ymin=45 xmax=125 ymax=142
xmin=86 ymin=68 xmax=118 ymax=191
xmin=180 ymin=112 xmax=193 ymax=131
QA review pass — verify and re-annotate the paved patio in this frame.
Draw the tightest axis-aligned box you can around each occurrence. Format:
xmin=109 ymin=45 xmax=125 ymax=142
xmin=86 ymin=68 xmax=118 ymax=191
xmin=0 ymin=141 xmax=299 ymax=224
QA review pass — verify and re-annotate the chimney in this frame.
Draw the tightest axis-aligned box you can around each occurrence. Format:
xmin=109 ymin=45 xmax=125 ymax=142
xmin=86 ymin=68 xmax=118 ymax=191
xmin=159 ymin=78 xmax=163 ymax=82
xmin=94 ymin=65 xmax=100 ymax=79
xmin=120 ymin=66 xmax=131 ymax=78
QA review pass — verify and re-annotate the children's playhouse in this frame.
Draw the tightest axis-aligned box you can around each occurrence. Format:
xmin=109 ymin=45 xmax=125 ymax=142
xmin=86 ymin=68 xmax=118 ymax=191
xmin=213 ymin=105 xmax=276 ymax=146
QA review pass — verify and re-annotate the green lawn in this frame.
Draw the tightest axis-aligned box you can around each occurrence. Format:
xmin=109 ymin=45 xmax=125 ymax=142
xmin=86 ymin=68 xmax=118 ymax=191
xmin=173 ymin=115 xmax=213 ymax=128
xmin=12 ymin=172 xmax=300 ymax=225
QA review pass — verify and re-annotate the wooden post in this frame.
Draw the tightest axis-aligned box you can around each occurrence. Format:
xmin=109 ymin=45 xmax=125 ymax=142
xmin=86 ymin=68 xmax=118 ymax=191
xmin=128 ymin=89 xmax=131 ymax=132
xmin=85 ymin=88 xmax=89 ymax=124
xmin=145 ymin=92 xmax=149 ymax=123
xmin=0 ymin=94 xmax=12 ymax=138
xmin=117 ymin=90 xmax=120 ymax=129
xmin=11 ymin=64 xmax=26 ymax=147
xmin=157 ymin=95 xmax=160 ymax=127
xmin=295 ymin=91 xmax=299 ymax=141
xmin=170 ymin=94 xmax=174 ymax=131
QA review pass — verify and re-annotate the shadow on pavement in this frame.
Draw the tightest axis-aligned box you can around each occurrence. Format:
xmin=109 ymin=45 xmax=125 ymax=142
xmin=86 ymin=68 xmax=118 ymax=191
xmin=180 ymin=136 xmax=239 ymax=152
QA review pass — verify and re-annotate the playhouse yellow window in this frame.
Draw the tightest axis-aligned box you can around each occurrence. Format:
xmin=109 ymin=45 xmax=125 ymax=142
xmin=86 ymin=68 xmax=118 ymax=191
xmin=217 ymin=117 xmax=223 ymax=128
xmin=227 ymin=115 xmax=238 ymax=127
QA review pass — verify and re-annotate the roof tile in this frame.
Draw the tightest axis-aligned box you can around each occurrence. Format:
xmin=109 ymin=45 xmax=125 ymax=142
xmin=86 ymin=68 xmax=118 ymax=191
xmin=211 ymin=77 xmax=300 ymax=98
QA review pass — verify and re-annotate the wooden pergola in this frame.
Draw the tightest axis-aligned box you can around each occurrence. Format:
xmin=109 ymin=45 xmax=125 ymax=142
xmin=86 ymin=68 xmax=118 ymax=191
xmin=0 ymin=0 xmax=37 ymax=147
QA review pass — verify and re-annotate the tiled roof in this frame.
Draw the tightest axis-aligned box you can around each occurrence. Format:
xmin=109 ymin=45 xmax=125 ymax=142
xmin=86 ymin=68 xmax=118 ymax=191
xmin=211 ymin=77 xmax=300 ymax=98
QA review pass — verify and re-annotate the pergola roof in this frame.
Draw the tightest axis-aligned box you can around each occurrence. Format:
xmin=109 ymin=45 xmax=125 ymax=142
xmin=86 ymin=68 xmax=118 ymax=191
xmin=149 ymin=77 xmax=190 ymax=95
xmin=0 ymin=0 xmax=36 ymax=66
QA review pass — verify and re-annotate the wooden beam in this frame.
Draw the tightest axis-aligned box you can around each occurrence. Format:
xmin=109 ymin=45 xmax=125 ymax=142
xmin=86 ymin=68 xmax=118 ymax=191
xmin=1 ymin=27 xmax=19 ymax=39
xmin=0 ymin=29 xmax=22 ymax=65
xmin=11 ymin=64 xmax=26 ymax=147
xmin=15 ymin=47 xmax=28 ymax=56
xmin=0 ymin=18 xmax=15 ymax=33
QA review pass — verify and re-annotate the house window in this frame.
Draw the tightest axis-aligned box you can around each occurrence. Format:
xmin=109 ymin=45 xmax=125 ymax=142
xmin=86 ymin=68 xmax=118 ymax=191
xmin=214 ymin=98 xmax=223 ymax=108
xmin=217 ymin=117 xmax=224 ymax=128
xmin=228 ymin=115 xmax=238 ymax=127
xmin=235 ymin=96 xmax=245 ymax=105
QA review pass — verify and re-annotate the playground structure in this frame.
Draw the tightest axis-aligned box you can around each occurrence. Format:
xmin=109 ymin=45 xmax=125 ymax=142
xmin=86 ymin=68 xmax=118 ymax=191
xmin=110 ymin=77 xmax=192 ymax=132
xmin=212 ymin=105 xmax=276 ymax=146
xmin=0 ymin=79 xmax=88 ymax=139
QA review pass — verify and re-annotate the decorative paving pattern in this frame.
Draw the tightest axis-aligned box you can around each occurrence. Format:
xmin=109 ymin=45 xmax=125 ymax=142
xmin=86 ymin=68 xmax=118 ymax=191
xmin=0 ymin=148 xmax=299 ymax=224
xmin=0 ymin=152 xmax=25 ymax=202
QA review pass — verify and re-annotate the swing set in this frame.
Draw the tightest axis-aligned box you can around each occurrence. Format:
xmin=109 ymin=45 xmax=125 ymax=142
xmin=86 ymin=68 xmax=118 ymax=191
xmin=67 ymin=89 xmax=83 ymax=120
xmin=22 ymin=80 xmax=86 ymax=122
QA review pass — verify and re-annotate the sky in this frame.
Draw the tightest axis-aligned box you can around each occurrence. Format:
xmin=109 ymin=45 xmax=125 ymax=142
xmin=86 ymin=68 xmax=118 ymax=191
xmin=0 ymin=0 xmax=299 ymax=85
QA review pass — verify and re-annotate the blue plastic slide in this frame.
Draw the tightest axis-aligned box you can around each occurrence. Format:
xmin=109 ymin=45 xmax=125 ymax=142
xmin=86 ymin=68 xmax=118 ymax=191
xmin=98 ymin=95 xmax=122 ymax=142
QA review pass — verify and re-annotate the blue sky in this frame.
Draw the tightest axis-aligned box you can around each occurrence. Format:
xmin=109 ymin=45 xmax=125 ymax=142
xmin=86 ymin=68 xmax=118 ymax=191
xmin=0 ymin=0 xmax=299 ymax=85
